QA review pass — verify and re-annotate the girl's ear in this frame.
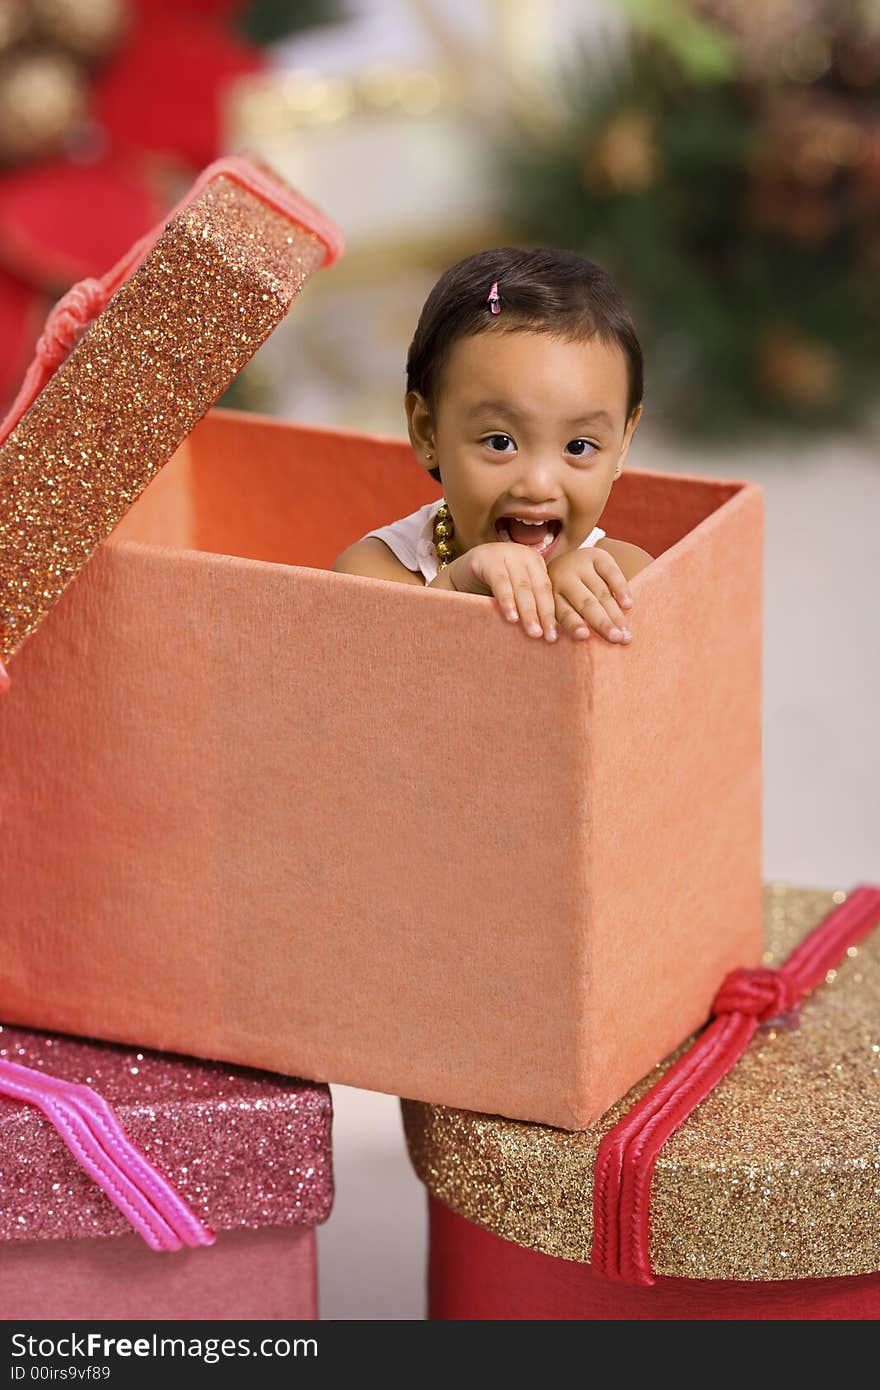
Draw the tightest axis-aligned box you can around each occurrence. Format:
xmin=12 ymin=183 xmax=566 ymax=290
xmin=614 ymin=404 xmax=642 ymax=478
xmin=405 ymin=390 xmax=436 ymax=473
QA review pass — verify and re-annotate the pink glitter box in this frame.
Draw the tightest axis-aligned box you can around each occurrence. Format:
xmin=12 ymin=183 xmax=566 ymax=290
xmin=0 ymin=1026 xmax=333 ymax=1321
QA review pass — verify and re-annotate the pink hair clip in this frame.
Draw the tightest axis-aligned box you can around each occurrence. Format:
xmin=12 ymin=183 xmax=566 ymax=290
xmin=487 ymin=280 xmax=501 ymax=314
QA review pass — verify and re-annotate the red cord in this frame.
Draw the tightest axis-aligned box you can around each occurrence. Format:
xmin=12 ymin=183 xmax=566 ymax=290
xmin=592 ymin=884 xmax=880 ymax=1285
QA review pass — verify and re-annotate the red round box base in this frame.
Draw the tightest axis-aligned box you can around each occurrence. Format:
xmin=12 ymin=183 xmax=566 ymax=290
xmin=427 ymin=1195 xmax=880 ymax=1320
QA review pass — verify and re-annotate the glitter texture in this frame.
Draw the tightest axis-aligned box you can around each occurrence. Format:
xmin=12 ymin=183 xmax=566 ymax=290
xmin=0 ymin=1026 xmax=333 ymax=1243
xmin=0 ymin=176 xmax=326 ymax=665
xmin=402 ymin=885 xmax=880 ymax=1281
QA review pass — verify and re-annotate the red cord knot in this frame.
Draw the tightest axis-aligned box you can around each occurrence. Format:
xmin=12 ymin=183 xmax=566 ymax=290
xmin=35 ymin=278 xmax=107 ymax=369
xmin=712 ymin=966 xmax=798 ymax=1023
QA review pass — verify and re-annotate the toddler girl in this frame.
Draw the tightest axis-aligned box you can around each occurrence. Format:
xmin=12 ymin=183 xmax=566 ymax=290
xmin=332 ymin=247 xmax=652 ymax=643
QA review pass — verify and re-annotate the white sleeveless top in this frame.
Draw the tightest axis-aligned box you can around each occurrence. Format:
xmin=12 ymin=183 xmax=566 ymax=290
xmin=362 ymin=498 xmax=606 ymax=585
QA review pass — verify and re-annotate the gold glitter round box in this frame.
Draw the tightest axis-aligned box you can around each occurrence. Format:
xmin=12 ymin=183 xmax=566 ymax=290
xmin=0 ymin=157 xmax=764 ymax=1131
xmin=0 ymin=1024 xmax=333 ymax=1321
xmin=402 ymin=886 xmax=880 ymax=1319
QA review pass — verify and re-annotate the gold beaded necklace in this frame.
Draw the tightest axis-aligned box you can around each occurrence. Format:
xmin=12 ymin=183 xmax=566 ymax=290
xmin=432 ymin=501 xmax=455 ymax=571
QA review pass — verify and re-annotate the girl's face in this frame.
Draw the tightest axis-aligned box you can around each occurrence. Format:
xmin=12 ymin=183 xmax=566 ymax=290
xmin=406 ymin=328 xmax=641 ymax=562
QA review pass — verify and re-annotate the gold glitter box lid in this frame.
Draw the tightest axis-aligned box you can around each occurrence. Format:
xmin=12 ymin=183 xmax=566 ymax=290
xmin=0 ymin=156 xmax=343 ymax=667
xmin=402 ymin=885 xmax=880 ymax=1282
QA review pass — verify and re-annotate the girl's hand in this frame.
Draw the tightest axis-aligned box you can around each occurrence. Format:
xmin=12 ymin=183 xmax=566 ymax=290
xmin=446 ymin=543 xmax=559 ymax=640
xmin=545 ymin=548 xmax=633 ymax=643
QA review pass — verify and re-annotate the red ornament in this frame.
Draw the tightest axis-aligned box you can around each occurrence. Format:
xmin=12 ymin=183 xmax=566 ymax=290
xmin=0 ymin=0 xmax=265 ymax=405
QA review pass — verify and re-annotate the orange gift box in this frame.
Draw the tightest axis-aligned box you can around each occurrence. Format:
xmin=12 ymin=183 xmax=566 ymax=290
xmin=0 ymin=164 xmax=763 ymax=1129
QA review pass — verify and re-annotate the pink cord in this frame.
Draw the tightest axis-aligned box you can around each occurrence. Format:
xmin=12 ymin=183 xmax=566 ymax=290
xmin=0 ymin=1058 xmax=215 ymax=1251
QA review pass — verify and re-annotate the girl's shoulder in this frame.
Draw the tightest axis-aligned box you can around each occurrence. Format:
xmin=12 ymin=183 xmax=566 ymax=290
xmin=332 ymin=500 xmax=441 ymax=585
xmin=326 ymin=500 xmax=433 ymax=586
xmin=594 ymin=536 xmax=654 ymax=578
xmin=330 ymin=535 xmax=427 ymax=585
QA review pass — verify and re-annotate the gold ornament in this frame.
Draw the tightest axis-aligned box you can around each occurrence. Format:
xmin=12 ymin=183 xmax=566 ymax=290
xmin=584 ymin=112 xmax=659 ymax=192
xmin=402 ymin=884 xmax=880 ymax=1281
xmin=30 ymin=0 xmax=128 ymax=65
xmin=0 ymin=48 xmax=87 ymax=163
xmin=747 ymin=92 xmax=872 ymax=249
xmin=432 ymin=501 xmax=456 ymax=570
xmin=758 ymin=328 xmax=840 ymax=407
xmin=0 ymin=1 xmax=31 ymax=56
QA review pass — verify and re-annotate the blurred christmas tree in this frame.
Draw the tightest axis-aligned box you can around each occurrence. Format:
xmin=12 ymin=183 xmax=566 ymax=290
xmin=500 ymin=0 xmax=880 ymax=436
xmin=238 ymin=0 xmax=350 ymax=43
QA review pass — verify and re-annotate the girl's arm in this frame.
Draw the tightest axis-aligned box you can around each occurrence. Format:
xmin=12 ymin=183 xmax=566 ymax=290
xmin=331 ymin=538 xmax=426 ymax=586
xmin=594 ymin=538 xmax=654 ymax=580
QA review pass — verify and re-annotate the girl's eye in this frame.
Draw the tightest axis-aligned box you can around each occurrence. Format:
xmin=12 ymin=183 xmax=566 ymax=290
xmin=566 ymin=438 xmax=598 ymax=458
xmin=483 ymin=433 xmax=515 ymax=453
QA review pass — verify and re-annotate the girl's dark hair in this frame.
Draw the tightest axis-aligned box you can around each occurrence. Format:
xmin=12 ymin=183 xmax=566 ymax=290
xmin=406 ymin=247 xmax=644 ymax=483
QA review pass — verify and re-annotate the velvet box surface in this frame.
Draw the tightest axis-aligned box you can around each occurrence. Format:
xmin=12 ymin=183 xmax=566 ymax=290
xmin=403 ymin=885 xmax=880 ymax=1319
xmin=0 ymin=1026 xmax=333 ymax=1321
xmin=0 ymin=400 xmax=763 ymax=1129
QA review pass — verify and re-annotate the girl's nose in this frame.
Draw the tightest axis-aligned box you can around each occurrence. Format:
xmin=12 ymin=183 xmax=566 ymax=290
xmin=511 ymin=457 xmax=562 ymax=502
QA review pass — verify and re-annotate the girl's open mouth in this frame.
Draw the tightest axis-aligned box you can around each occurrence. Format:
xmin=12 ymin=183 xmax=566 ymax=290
xmin=495 ymin=516 xmax=562 ymax=559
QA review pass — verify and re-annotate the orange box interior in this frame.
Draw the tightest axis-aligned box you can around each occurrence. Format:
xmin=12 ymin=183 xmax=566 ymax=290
xmin=116 ymin=408 xmax=739 ymax=568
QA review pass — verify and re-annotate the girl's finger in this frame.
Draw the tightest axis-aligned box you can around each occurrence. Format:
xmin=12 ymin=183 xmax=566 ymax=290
xmin=530 ymin=561 xmax=558 ymax=641
xmin=581 ymin=589 xmax=628 ymax=642
xmin=491 ymin=567 xmax=521 ymax=624
xmin=507 ymin=555 xmax=554 ymax=639
xmin=570 ymin=586 xmax=630 ymax=642
xmin=554 ymin=592 xmax=591 ymax=641
xmin=592 ymin=550 xmax=633 ymax=609
xmin=554 ymin=570 xmax=629 ymax=641
xmin=576 ymin=571 xmax=631 ymax=639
